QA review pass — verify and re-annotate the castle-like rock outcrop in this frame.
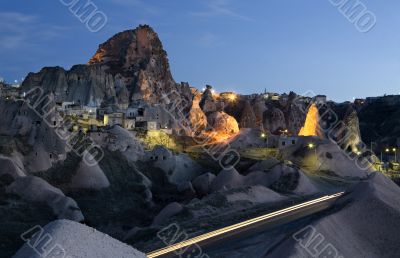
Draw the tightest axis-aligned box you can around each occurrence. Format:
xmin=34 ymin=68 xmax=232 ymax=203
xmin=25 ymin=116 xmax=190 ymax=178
xmin=88 ymin=25 xmax=192 ymax=106
xmin=22 ymin=25 xmax=192 ymax=110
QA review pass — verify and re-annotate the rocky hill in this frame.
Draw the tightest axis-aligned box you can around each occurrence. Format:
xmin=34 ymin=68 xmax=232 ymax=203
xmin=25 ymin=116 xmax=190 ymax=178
xmin=22 ymin=25 xmax=192 ymax=111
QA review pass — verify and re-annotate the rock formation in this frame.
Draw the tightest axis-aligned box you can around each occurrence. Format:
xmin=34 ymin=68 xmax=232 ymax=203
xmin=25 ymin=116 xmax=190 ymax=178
xmin=339 ymin=106 xmax=362 ymax=152
xmin=207 ymin=111 xmax=240 ymax=136
xmin=70 ymin=155 xmax=110 ymax=190
xmin=6 ymin=176 xmax=84 ymax=221
xmin=239 ymin=100 xmax=257 ymax=128
xmin=188 ymin=89 xmax=208 ymax=135
xmin=264 ymin=108 xmax=286 ymax=134
xmin=200 ymin=85 xmax=217 ymax=114
xmin=252 ymin=97 xmax=267 ymax=127
xmin=147 ymin=146 xmax=201 ymax=186
xmin=0 ymin=100 xmax=67 ymax=173
xmin=22 ymin=65 xmax=118 ymax=107
xmin=88 ymin=25 xmax=192 ymax=106
xmin=22 ymin=25 xmax=193 ymax=115
xmin=299 ymin=103 xmax=320 ymax=137
xmin=14 ymin=220 xmax=146 ymax=258
xmin=192 ymin=172 xmax=216 ymax=196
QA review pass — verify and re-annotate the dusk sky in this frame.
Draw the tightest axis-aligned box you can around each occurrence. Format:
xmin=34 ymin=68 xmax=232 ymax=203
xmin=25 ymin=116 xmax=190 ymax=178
xmin=1 ymin=0 xmax=400 ymax=101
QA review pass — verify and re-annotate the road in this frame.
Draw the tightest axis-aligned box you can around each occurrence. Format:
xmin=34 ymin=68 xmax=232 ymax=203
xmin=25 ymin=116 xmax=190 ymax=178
xmin=146 ymin=192 xmax=345 ymax=258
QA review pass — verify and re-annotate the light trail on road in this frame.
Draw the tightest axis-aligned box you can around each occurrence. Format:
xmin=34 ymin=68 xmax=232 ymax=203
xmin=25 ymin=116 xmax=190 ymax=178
xmin=147 ymin=192 xmax=345 ymax=258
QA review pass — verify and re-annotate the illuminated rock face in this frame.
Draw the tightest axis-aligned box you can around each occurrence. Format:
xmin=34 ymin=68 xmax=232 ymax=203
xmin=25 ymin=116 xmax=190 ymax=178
xmin=200 ymin=86 xmax=217 ymax=114
xmin=335 ymin=106 xmax=361 ymax=152
xmin=299 ymin=103 xmax=319 ymax=137
xmin=207 ymin=111 xmax=239 ymax=137
xmin=189 ymin=92 xmax=208 ymax=135
xmin=88 ymin=25 xmax=192 ymax=105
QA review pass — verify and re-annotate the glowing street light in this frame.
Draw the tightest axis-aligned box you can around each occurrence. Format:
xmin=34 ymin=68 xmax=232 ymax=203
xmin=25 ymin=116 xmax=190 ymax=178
xmin=261 ymin=132 xmax=268 ymax=147
xmin=384 ymin=147 xmax=398 ymax=163
xmin=393 ymin=148 xmax=397 ymax=162
xmin=308 ymin=143 xmax=317 ymax=160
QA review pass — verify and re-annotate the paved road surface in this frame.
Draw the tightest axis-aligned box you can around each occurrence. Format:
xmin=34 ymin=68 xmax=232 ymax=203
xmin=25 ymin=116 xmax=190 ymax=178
xmin=147 ymin=192 xmax=345 ymax=258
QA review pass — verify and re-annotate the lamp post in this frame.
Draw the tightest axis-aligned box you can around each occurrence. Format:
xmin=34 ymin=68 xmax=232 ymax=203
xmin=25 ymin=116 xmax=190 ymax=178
xmin=261 ymin=132 xmax=268 ymax=147
xmin=308 ymin=143 xmax=317 ymax=166
xmin=308 ymin=143 xmax=317 ymax=156
xmin=393 ymin=148 xmax=397 ymax=163
xmin=386 ymin=148 xmax=390 ymax=162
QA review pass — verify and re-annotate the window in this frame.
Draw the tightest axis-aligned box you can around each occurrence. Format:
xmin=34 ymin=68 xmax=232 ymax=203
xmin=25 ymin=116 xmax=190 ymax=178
xmin=292 ymin=140 xmax=296 ymax=145
xmin=138 ymin=108 xmax=144 ymax=116
xmin=282 ymin=141 xmax=286 ymax=146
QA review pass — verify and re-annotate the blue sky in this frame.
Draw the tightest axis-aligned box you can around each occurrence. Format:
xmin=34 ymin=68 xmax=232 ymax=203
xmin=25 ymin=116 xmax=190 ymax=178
xmin=1 ymin=0 xmax=400 ymax=101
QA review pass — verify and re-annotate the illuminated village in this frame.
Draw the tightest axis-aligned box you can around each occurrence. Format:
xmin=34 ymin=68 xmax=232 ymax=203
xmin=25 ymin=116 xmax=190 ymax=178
xmin=1 ymin=25 xmax=400 ymax=258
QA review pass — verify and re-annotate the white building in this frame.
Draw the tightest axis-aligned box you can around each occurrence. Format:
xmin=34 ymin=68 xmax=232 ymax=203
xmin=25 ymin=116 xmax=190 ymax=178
xmin=64 ymin=104 xmax=85 ymax=116
xmin=124 ymin=119 xmax=136 ymax=130
xmin=104 ymin=113 xmax=124 ymax=127
xmin=136 ymin=121 xmax=158 ymax=130
xmin=83 ymin=106 xmax=97 ymax=119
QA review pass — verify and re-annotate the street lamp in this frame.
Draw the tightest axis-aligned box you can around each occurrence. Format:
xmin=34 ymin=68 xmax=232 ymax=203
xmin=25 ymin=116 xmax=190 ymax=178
xmin=261 ymin=133 xmax=268 ymax=147
xmin=308 ymin=143 xmax=318 ymax=166
xmin=393 ymin=148 xmax=397 ymax=163
xmin=308 ymin=143 xmax=317 ymax=156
